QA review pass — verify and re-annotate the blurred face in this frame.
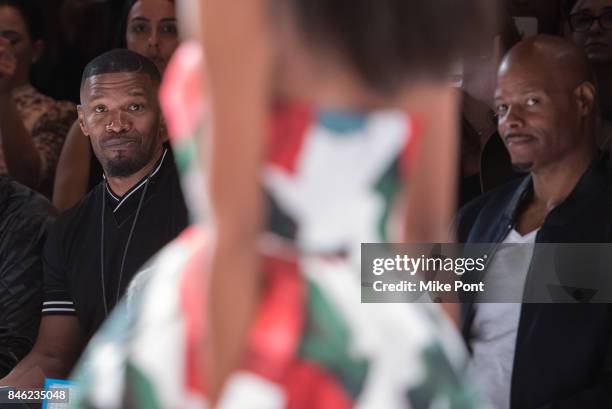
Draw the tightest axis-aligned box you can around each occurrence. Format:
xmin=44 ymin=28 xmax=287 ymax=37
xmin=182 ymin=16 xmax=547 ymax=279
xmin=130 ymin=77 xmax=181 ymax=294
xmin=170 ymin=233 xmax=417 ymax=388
xmin=78 ymin=72 xmax=163 ymax=178
xmin=569 ymin=0 xmax=612 ymax=62
xmin=494 ymin=60 xmax=582 ymax=172
xmin=0 ymin=6 xmax=42 ymax=84
xmin=126 ymin=0 xmax=178 ymax=73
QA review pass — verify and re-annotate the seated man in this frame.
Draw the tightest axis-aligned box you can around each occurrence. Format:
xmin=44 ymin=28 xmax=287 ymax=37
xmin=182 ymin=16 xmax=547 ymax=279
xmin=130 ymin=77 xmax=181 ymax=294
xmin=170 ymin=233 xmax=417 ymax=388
xmin=456 ymin=35 xmax=612 ymax=408
xmin=0 ymin=49 xmax=188 ymax=389
xmin=0 ymin=177 xmax=55 ymax=378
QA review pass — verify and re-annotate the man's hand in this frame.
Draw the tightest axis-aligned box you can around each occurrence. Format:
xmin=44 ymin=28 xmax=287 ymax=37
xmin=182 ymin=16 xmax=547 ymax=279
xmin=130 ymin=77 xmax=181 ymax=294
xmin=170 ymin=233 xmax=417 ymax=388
xmin=0 ymin=37 xmax=17 ymax=96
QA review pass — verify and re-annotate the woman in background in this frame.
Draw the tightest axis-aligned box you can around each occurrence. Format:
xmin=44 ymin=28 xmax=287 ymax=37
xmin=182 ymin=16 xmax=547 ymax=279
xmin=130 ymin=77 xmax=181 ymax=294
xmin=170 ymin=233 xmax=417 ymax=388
xmin=52 ymin=0 xmax=177 ymax=211
xmin=0 ymin=0 xmax=75 ymax=198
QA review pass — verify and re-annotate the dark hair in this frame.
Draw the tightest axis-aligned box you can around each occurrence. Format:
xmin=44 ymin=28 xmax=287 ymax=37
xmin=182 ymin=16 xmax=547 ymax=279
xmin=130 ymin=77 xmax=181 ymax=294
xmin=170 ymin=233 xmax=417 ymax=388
xmin=113 ymin=0 xmax=176 ymax=48
xmin=0 ymin=0 xmax=44 ymax=41
xmin=81 ymin=49 xmax=161 ymax=88
xmin=275 ymin=0 xmax=498 ymax=95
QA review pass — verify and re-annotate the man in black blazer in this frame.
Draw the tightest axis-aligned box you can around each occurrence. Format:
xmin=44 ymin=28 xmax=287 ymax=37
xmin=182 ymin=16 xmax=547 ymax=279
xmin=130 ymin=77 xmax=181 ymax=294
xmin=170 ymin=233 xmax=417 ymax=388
xmin=456 ymin=35 xmax=612 ymax=408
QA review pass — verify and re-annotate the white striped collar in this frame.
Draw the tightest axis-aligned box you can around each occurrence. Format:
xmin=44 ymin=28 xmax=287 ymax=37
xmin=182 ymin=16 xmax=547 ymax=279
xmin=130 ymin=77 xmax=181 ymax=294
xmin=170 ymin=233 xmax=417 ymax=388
xmin=105 ymin=182 xmax=120 ymax=202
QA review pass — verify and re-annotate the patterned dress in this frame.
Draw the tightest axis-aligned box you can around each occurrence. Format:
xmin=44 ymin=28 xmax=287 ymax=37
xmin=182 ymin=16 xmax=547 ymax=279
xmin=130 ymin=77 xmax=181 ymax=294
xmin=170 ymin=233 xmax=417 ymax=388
xmin=69 ymin=42 xmax=487 ymax=409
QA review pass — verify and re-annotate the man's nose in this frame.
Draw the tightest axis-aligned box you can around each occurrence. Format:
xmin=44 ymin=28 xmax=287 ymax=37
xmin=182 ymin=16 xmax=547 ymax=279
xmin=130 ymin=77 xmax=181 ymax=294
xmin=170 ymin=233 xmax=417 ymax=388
xmin=500 ymin=106 xmax=524 ymax=131
xmin=106 ymin=111 xmax=131 ymax=133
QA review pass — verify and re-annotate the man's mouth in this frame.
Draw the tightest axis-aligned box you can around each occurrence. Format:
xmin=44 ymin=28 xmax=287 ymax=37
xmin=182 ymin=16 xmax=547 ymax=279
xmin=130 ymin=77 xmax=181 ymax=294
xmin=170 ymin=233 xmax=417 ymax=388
xmin=504 ymin=134 xmax=536 ymax=147
xmin=103 ymin=138 xmax=138 ymax=149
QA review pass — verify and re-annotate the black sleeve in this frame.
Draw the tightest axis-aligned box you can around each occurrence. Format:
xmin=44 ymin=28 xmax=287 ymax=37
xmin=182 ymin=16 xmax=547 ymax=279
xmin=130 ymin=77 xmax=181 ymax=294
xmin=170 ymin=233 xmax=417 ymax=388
xmin=0 ymin=183 xmax=56 ymax=377
xmin=41 ymin=218 xmax=76 ymax=317
xmin=538 ymin=384 xmax=612 ymax=408
xmin=453 ymin=197 xmax=486 ymax=243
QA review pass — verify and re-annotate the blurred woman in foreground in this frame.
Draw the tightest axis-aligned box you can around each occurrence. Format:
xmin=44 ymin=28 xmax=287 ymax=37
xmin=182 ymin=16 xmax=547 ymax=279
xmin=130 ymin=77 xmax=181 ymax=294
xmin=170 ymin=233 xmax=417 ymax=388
xmin=200 ymin=0 xmax=495 ymax=402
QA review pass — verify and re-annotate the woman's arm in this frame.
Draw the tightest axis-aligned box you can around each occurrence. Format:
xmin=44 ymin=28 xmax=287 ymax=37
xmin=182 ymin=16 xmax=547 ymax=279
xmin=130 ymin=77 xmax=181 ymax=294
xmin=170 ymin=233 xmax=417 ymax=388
xmin=194 ymin=0 xmax=272 ymax=401
xmin=403 ymin=84 xmax=461 ymax=323
xmin=52 ymin=121 xmax=91 ymax=211
xmin=403 ymin=85 xmax=460 ymax=244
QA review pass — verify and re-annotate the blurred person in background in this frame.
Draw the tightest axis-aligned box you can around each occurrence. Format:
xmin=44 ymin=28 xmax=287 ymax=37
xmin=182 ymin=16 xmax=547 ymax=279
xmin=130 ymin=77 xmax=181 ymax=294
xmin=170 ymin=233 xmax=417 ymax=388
xmin=53 ymin=0 xmax=178 ymax=211
xmin=69 ymin=0 xmax=499 ymax=408
xmin=0 ymin=0 xmax=76 ymax=198
xmin=566 ymin=0 xmax=612 ymax=150
xmin=115 ymin=0 xmax=178 ymax=74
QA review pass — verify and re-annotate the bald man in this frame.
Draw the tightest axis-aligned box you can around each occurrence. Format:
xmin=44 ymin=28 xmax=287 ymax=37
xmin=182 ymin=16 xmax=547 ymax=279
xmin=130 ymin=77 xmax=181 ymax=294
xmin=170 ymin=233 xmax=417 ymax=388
xmin=456 ymin=35 xmax=612 ymax=408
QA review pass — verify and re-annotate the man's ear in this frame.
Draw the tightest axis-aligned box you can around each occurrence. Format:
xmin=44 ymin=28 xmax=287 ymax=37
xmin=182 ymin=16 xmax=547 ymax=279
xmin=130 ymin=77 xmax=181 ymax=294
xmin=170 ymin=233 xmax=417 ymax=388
xmin=77 ymin=105 xmax=88 ymax=136
xmin=575 ymin=81 xmax=596 ymax=116
xmin=31 ymin=39 xmax=44 ymax=64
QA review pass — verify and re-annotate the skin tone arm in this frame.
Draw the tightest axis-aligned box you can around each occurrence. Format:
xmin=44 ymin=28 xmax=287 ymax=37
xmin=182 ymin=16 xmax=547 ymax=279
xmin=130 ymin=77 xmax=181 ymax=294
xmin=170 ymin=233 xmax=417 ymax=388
xmin=403 ymin=85 xmax=460 ymax=244
xmin=0 ymin=38 xmax=42 ymax=188
xmin=52 ymin=121 xmax=91 ymax=211
xmin=0 ymin=316 xmax=84 ymax=389
xmin=402 ymin=84 xmax=461 ymax=324
xmin=195 ymin=0 xmax=271 ymax=401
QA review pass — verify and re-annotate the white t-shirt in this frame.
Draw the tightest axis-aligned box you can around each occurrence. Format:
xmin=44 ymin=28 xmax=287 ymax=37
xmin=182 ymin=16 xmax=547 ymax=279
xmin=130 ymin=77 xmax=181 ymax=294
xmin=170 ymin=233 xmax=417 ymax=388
xmin=468 ymin=228 xmax=538 ymax=409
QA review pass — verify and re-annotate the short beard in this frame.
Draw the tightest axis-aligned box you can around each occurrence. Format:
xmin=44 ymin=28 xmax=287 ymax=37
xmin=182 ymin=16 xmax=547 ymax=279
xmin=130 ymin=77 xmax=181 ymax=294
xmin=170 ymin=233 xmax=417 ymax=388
xmin=512 ymin=162 xmax=534 ymax=173
xmin=104 ymin=154 xmax=151 ymax=177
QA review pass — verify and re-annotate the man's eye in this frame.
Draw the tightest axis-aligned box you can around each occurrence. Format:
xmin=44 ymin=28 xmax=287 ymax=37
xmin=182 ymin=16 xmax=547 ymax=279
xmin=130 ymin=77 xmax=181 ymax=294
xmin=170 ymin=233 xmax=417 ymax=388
xmin=495 ymin=104 xmax=508 ymax=116
xmin=94 ymin=106 xmax=107 ymax=113
xmin=526 ymin=98 xmax=539 ymax=107
xmin=128 ymin=104 xmax=142 ymax=111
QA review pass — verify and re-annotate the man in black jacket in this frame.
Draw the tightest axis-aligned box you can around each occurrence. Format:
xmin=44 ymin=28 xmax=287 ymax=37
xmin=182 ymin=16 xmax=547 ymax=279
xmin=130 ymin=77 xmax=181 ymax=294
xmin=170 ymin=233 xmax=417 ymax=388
xmin=0 ymin=177 xmax=55 ymax=378
xmin=456 ymin=35 xmax=612 ymax=408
